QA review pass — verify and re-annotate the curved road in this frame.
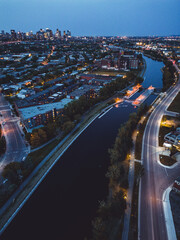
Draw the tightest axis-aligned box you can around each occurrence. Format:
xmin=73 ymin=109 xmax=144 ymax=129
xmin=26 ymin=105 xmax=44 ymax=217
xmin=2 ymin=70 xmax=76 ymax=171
xmin=0 ymin=93 xmax=29 ymax=175
xmin=139 ymin=66 xmax=180 ymax=240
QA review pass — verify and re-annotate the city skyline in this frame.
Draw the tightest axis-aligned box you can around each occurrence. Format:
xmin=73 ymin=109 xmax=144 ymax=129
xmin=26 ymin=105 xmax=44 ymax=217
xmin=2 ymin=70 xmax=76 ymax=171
xmin=0 ymin=0 xmax=180 ymax=36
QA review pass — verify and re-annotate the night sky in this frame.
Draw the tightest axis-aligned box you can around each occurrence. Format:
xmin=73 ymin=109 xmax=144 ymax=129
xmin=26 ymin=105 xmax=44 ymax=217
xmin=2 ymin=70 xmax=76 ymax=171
xmin=0 ymin=0 xmax=180 ymax=36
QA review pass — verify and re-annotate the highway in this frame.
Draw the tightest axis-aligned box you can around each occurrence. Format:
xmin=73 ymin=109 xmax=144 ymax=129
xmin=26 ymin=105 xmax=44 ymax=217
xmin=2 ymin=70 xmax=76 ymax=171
xmin=0 ymin=93 xmax=29 ymax=174
xmin=139 ymin=66 xmax=180 ymax=240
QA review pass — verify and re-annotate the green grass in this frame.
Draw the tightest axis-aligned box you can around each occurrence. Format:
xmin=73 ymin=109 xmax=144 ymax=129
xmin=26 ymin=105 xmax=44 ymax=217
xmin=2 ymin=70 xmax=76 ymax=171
xmin=135 ymin=117 xmax=149 ymax=160
xmin=91 ymin=70 xmax=126 ymax=76
xmin=28 ymin=139 xmax=60 ymax=165
xmin=128 ymin=162 xmax=142 ymax=240
xmin=159 ymin=155 xmax=177 ymax=166
xmin=168 ymin=92 xmax=180 ymax=113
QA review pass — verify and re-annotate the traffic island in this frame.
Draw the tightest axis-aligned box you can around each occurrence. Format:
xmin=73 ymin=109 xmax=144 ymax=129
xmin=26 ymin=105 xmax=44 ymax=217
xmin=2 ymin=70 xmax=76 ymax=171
xmin=159 ymin=154 xmax=177 ymax=167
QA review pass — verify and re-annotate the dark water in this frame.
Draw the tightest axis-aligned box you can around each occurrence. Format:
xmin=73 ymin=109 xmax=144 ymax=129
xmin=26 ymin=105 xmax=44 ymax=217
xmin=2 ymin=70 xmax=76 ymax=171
xmin=142 ymin=55 xmax=164 ymax=89
xmin=1 ymin=56 xmax=163 ymax=240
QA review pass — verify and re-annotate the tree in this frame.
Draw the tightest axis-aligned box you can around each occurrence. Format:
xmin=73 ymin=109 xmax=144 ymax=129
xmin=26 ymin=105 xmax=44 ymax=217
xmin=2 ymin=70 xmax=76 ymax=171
xmin=45 ymin=123 xmax=57 ymax=139
xmin=62 ymin=121 xmax=75 ymax=134
xmin=135 ymin=77 xmax=143 ymax=84
xmin=2 ymin=162 xmax=22 ymax=184
xmin=106 ymin=164 xmax=121 ymax=182
xmin=38 ymin=129 xmax=47 ymax=144
xmin=30 ymin=132 xmax=41 ymax=148
xmin=92 ymin=217 xmax=108 ymax=240
xmin=97 ymin=201 xmax=111 ymax=220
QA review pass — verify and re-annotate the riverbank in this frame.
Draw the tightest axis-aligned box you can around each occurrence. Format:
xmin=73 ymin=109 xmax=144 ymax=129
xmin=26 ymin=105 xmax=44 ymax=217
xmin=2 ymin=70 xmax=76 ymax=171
xmin=143 ymin=52 xmax=165 ymax=62
xmin=0 ymin=95 xmax=115 ymax=233
xmin=0 ymin=78 xmax=138 ymax=234
xmin=0 ymin=58 xmax=146 ymax=238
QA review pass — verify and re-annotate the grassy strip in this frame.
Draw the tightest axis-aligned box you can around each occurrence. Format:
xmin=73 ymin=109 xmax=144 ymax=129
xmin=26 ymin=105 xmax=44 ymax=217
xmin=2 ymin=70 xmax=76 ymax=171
xmin=159 ymin=155 xmax=177 ymax=166
xmin=135 ymin=116 xmax=149 ymax=160
xmin=128 ymin=162 xmax=143 ymax=240
xmin=91 ymin=70 xmax=126 ymax=76
xmin=168 ymin=92 xmax=180 ymax=113
xmin=28 ymin=139 xmax=60 ymax=164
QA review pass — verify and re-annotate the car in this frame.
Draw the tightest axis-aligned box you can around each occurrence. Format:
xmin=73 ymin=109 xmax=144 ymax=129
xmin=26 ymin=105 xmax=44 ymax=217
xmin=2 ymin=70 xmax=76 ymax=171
xmin=3 ymin=179 xmax=8 ymax=184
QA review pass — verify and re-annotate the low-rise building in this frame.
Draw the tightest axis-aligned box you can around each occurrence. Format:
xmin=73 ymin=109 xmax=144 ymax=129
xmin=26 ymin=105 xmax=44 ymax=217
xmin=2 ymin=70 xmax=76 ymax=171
xmin=164 ymin=128 xmax=180 ymax=150
xmin=19 ymin=98 xmax=72 ymax=132
xmin=66 ymin=85 xmax=100 ymax=100
xmin=89 ymin=78 xmax=109 ymax=86
xmin=15 ymin=84 xmax=64 ymax=108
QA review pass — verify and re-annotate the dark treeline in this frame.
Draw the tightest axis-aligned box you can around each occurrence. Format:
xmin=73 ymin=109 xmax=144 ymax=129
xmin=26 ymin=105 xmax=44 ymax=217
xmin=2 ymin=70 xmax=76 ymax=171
xmin=64 ymin=76 xmax=130 ymax=120
xmin=25 ymin=122 xmax=57 ymax=148
xmin=162 ymin=60 xmax=177 ymax=91
xmin=26 ymin=76 xmax=132 ymax=148
xmin=59 ymin=74 xmax=142 ymax=133
xmin=143 ymin=49 xmax=165 ymax=61
xmin=88 ymin=104 xmax=149 ymax=240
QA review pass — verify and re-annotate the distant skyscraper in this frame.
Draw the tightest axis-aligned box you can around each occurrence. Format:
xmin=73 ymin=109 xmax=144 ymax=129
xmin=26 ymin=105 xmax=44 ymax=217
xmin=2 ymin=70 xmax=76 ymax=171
xmin=55 ymin=29 xmax=61 ymax=38
xmin=46 ymin=28 xmax=53 ymax=39
xmin=63 ymin=30 xmax=66 ymax=37
xmin=36 ymin=29 xmax=45 ymax=40
xmin=67 ymin=30 xmax=71 ymax=37
xmin=17 ymin=31 xmax=23 ymax=40
xmin=11 ymin=29 xmax=16 ymax=40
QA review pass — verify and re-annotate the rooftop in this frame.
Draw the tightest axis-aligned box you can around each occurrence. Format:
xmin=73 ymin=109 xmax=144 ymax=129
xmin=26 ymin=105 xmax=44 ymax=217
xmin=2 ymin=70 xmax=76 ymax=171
xmin=19 ymin=98 xmax=72 ymax=120
xmin=69 ymin=84 xmax=100 ymax=97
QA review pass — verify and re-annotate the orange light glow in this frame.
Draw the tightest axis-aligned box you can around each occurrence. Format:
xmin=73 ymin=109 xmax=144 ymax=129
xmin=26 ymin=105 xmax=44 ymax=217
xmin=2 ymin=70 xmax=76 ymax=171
xmin=126 ymin=84 xmax=142 ymax=98
xmin=148 ymin=85 xmax=155 ymax=90
xmin=132 ymin=85 xmax=154 ymax=105
xmin=115 ymin=98 xmax=123 ymax=104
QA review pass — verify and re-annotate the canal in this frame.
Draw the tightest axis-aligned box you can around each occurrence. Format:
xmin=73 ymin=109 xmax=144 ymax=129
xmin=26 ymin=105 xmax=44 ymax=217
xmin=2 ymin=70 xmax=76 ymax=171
xmin=1 ymin=56 xmax=164 ymax=240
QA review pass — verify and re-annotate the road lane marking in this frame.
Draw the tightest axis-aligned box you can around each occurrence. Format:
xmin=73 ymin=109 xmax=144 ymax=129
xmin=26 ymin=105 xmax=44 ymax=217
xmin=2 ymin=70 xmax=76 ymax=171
xmin=98 ymin=106 xmax=113 ymax=119
xmin=139 ymin=80 xmax=180 ymax=240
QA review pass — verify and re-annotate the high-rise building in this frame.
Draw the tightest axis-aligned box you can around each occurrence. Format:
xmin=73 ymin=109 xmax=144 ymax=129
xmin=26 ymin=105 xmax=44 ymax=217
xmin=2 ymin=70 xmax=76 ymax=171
xmin=36 ymin=29 xmax=45 ymax=40
xmin=67 ymin=30 xmax=71 ymax=37
xmin=55 ymin=29 xmax=61 ymax=38
xmin=46 ymin=28 xmax=53 ymax=39
xmin=17 ymin=31 xmax=23 ymax=40
xmin=11 ymin=29 xmax=16 ymax=40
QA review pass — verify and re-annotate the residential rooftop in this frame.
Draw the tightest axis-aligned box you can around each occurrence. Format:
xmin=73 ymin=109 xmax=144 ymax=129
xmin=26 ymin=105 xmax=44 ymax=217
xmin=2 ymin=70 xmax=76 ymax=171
xmin=19 ymin=98 xmax=72 ymax=120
